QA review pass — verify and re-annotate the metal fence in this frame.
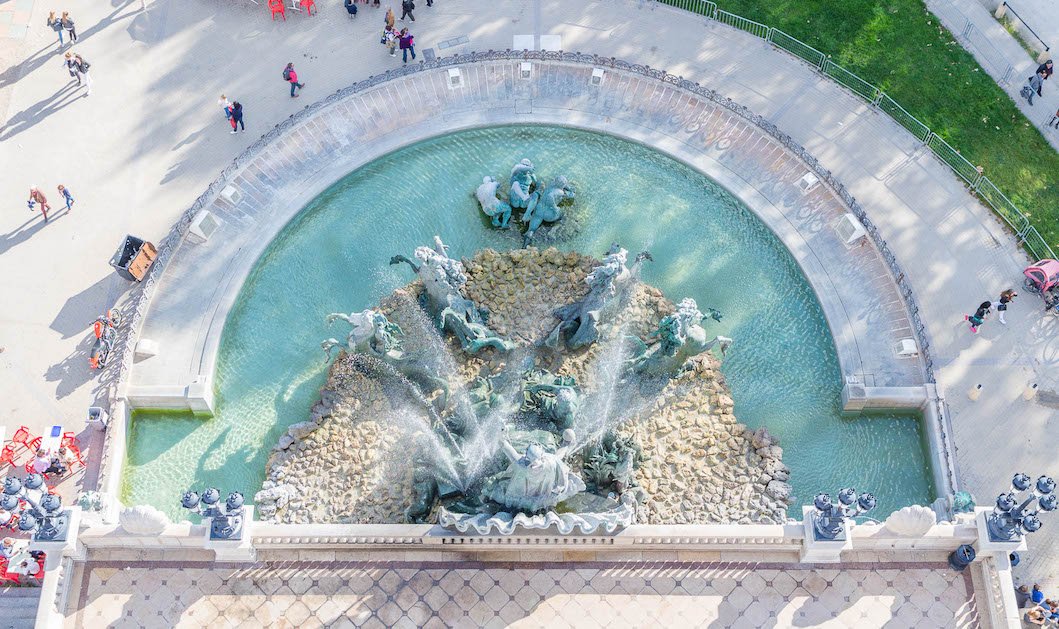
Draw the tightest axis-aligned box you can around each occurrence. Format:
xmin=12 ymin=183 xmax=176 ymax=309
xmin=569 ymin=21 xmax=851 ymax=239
xmin=654 ymin=0 xmax=1055 ymax=262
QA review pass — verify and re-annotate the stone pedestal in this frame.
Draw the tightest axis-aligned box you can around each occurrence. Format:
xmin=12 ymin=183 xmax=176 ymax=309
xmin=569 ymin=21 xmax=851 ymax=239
xmin=29 ymin=507 xmax=82 ymax=570
xmin=973 ymin=507 xmax=1028 ymax=555
xmin=799 ymin=506 xmax=852 ymax=563
xmin=203 ymin=506 xmax=256 ymax=562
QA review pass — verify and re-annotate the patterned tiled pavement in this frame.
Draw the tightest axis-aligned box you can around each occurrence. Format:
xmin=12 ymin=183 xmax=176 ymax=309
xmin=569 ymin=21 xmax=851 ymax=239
xmin=68 ymin=560 xmax=981 ymax=628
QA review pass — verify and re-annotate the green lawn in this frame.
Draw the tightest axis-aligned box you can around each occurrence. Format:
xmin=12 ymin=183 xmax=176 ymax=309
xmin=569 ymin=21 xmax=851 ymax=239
xmin=686 ymin=0 xmax=1059 ymax=253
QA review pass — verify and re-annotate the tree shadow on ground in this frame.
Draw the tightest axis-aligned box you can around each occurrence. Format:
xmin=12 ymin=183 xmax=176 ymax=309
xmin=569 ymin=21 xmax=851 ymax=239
xmin=44 ymin=332 xmax=98 ymax=400
xmin=0 ymin=81 xmax=84 ymax=142
xmin=50 ymin=274 xmax=118 ymax=339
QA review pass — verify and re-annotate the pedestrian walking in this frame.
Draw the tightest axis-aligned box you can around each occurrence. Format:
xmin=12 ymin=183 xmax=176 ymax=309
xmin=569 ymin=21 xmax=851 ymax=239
xmin=47 ymin=12 xmax=64 ymax=47
xmin=384 ymin=25 xmax=399 ymax=57
xmin=964 ymin=300 xmax=992 ymax=334
xmin=400 ymin=0 xmax=414 ymax=21
xmin=28 ymin=187 xmax=51 ymax=222
xmin=373 ymin=0 xmax=380 ymax=8
xmin=74 ymin=53 xmax=91 ymax=96
xmin=1021 ymin=70 xmax=1045 ymax=105
xmin=992 ymin=289 xmax=1017 ymax=325
xmin=63 ymin=51 xmax=80 ymax=84
xmin=344 ymin=0 xmax=358 ymax=17
xmin=56 ymin=185 xmax=74 ymax=211
xmin=385 ymin=6 xmax=395 ymax=28
xmin=399 ymin=27 xmax=416 ymax=63
xmin=230 ymin=101 xmax=245 ymax=133
xmin=283 ymin=62 xmax=304 ymax=97
xmin=61 ymin=12 xmax=77 ymax=44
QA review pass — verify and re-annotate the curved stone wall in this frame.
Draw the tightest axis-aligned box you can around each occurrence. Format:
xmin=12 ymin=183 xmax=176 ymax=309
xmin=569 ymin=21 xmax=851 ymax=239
xmin=103 ymin=52 xmax=954 ymax=500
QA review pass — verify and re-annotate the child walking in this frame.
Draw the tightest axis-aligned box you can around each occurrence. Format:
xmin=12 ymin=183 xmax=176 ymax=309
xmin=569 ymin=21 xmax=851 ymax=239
xmin=57 ymin=184 xmax=74 ymax=211
xmin=964 ymin=300 xmax=992 ymax=334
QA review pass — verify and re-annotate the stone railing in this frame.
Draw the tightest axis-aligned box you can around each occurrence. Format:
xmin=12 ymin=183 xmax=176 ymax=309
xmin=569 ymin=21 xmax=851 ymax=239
xmin=49 ymin=508 xmax=1018 ymax=626
xmin=94 ymin=51 xmax=957 ymax=503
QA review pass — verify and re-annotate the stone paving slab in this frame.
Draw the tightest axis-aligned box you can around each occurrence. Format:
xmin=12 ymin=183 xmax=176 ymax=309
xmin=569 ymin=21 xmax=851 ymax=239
xmin=66 ymin=560 xmax=981 ymax=628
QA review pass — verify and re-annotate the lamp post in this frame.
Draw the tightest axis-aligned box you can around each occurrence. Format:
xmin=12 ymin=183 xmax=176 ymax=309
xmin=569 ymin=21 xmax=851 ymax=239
xmin=985 ymin=473 xmax=1056 ymax=543
xmin=1 ymin=475 xmax=72 ymax=543
xmin=181 ymin=488 xmax=246 ymax=541
xmin=810 ymin=487 xmax=877 ymax=541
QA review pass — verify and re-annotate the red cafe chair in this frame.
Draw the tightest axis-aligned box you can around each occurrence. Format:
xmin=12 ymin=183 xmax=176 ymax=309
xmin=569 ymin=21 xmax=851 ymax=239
xmin=299 ymin=0 xmax=317 ymax=15
xmin=0 ymin=446 xmax=17 ymax=470
xmin=269 ymin=0 xmax=286 ymax=20
xmin=8 ymin=426 xmax=34 ymax=456
xmin=60 ymin=432 xmax=79 ymax=449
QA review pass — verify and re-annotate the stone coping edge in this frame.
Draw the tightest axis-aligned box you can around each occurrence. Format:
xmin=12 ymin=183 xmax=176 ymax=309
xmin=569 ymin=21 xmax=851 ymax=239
xmin=95 ymin=50 xmax=958 ymax=507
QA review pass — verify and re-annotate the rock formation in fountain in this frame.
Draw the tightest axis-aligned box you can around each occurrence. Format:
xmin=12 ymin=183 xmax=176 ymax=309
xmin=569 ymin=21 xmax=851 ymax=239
xmin=259 ymin=241 xmax=792 ymax=528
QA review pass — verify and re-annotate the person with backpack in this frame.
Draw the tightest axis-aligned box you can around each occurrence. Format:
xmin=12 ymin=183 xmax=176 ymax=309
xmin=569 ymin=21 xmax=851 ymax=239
xmin=400 ymin=0 xmax=414 ymax=21
xmin=61 ymin=12 xmax=77 ymax=43
xmin=399 ymin=27 xmax=416 ymax=63
xmin=74 ymin=53 xmax=91 ymax=96
xmin=283 ymin=63 xmax=304 ymax=98
xmin=1021 ymin=70 xmax=1045 ymax=106
xmin=47 ymin=12 xmax=65 ymax=47
xmin=230 ymin=101 xmax=245 ymax=133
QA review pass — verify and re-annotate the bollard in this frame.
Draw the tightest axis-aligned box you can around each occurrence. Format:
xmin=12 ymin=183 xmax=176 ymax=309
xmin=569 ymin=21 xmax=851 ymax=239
xmin=1023 ymin=383 xmax=1038 ymax=401
xmin=948 ymin=544 xmax=976 ymax=571
xmin=968 ymin=384 xmax=982 ymax=401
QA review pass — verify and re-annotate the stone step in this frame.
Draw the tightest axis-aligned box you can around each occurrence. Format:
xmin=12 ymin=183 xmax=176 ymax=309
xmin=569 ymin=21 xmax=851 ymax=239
xmin=0 ymin=586 xmax=42 ymax=625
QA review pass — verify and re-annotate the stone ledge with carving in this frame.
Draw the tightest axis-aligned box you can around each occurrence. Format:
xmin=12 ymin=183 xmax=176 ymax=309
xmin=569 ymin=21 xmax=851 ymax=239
xmin=118 ymin=505 xmax=173 ymax=536
xmin=438 ymin=497 xmax=636 ymax=535
xmin=881 ymin=505 xmax=938 ymax=536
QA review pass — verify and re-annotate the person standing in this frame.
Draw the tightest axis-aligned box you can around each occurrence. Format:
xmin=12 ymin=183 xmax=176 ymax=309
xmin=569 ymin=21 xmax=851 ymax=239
xmin=344 ymin=0 xmax=358 ymax=18
xmin=28 ymin=187 xmax=51 ymax=222
xmin=1022 ymin=70 xmax=1045 ymax=105
xmin=400 ymin=0 xmax=414 ymax=21
xmin=61 ymin=12 xmax=77 ymax=44
xmin=57 ymin=184 xmax=74 ymax=211
xmin=993 ymin=289 xmax=1017 ymax=325
xmin=230 ymin=101 xmax=245 ymax=133
xmin=399 ymin=27 xmax=415 ymax=63
xmin=284 ymin=62 xmax=304 ymax=98
xmin=385 ymin=6 xmax=395 ymax=28
xmin=384 ymin=25 xmax=399 ymax=57
xmin=1037 ymin=59 xmax=1053 ymax=81
xmin=47 ymin=12 xmax=65 ymax=47
xmin=63 ymin=51 xmax=80 ymax=84
xmin=964 ymin=300 xmax=992 ymax=334
xmin=74 ymin=53 xmax=91 ymax=96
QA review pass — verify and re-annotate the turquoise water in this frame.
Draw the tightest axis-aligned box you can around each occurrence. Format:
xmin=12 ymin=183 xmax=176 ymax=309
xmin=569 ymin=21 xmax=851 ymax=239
xmin=123 ymin=126 xmax=934 ymax=520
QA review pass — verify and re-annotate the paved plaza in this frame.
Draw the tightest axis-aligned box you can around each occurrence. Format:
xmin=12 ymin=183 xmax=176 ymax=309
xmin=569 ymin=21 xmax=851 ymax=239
xmin=66 ymin=559 xmax=982 ymax=628
xmin=0 ymin=0 xmax=1056 ymax=623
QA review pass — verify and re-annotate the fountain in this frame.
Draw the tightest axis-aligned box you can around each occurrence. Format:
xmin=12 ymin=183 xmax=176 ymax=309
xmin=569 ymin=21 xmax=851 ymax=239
xmin=255 ymin=229 xmax=794 ymax=532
